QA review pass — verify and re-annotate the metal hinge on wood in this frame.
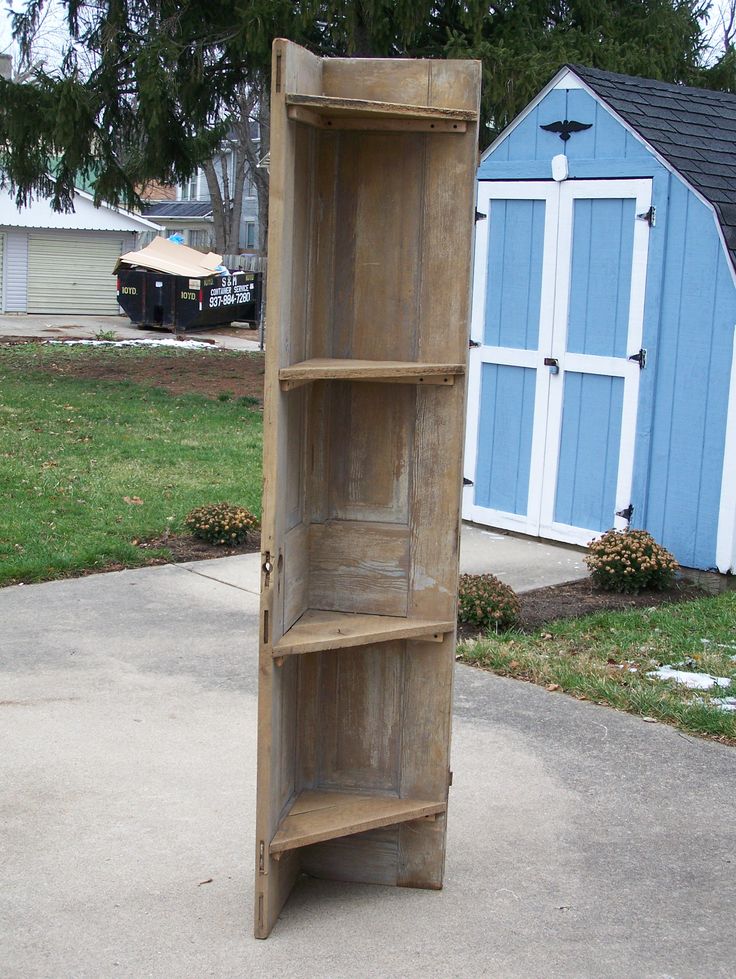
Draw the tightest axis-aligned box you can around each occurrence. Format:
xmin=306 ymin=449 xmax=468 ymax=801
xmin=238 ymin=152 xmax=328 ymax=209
xmin=463 ymin=477 xmax=474 ymax=487
xmin=628 ymin=348 xmax=647 ymax=369
xmin=475 ymin=210 xmax=487 ymax=222
xmin=469 ymin=339 xmax=481 ymax=349
xmin=616 ymin=504 xmax=634 ymax=522
xmin=637 ymin=206 xmax=656 ymax=227
xmin=258 ymin=840 xmax=266 ymax=874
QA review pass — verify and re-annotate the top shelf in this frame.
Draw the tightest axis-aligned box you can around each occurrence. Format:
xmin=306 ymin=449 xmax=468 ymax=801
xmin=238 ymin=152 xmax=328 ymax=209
xmin=279 ymin=358 xmax=465 ymax=391
xmin=285 ymin=94 xmax=476 ymax=133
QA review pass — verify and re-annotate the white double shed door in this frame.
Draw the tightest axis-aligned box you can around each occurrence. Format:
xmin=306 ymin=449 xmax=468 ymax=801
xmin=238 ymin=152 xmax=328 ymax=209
xmin=464 ymin=179 xmax=652 ymax=546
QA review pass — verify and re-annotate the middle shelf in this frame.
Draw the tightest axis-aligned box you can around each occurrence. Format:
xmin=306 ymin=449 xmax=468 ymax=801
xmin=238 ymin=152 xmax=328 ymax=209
xmin=270 ymin=789 xmax=447 ymax=855
xmin=278 ymin=358 xmax=465 ymax=391
xmin=273 ymin=609 xmax=454 ymax=657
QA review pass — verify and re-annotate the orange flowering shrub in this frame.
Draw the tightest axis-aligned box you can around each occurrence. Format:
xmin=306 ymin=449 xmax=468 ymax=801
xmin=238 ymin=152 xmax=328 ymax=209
xmin=458 ymin=573 xmax=521 ymax=631
xmin=585 ymin=529 xmax=678 ymax=593
xmin=185 ymin=502 xmax=259 ymax=546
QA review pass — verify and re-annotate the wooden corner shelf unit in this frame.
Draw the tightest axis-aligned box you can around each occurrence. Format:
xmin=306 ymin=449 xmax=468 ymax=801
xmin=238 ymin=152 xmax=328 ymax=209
xmin=254 ymin=39 xmax=481 ymax=939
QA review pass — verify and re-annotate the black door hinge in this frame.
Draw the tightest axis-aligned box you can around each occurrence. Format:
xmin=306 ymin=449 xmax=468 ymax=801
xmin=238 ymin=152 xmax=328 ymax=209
xmin=637 ymin=206 xmax=656 ymax=227
xmin=628 ymin=348 xmax=647 ymax=369
xmin=475 ymin=210 xmax=487 ymax=223
xmin=616 ymin=504 xmax=634 ymax=522
xmin=463 ymin=477 xmax=474 ymax=487
xmin=469 ymin=338 xmax=481 ymax=348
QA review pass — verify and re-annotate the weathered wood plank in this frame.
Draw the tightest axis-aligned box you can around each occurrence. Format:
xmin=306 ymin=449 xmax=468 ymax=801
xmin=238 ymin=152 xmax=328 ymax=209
xmin=273 ymin=609 xmax=452 ymax=656
xmin=309 ymin=521 xmax=410 ymax=616
xmin=286 ymin=92 xmax=477 ymax=121
xmin=254 ymin=36 xmax=323 ymax=942
xmin=279 ymin=358 xmax=464 ymax=386
xmin=270 ymin=789 xmax=446 ymax=853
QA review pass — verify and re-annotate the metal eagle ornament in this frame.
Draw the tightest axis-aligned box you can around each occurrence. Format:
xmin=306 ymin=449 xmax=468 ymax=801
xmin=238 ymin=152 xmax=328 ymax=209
xmin=540 ymin=119 xmax=592 ymax=142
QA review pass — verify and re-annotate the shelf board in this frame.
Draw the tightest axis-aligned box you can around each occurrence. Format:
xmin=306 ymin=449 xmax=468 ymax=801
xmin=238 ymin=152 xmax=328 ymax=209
xmin=270 ymin=789 xmax=446 ymax=854
xmin=273 ymin=609 xmax=454 ymax=657
xmin=285 ymin=93 xmax=476 ymax=133
xmin=279 ymin=358 xmax=465 ymax=391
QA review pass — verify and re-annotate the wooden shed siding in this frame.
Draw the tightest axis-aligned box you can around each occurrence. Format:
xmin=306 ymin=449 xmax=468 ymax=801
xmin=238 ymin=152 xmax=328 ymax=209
xmin=477 ymin=85 xmax=736 ymax=570
xmin=644 ymin=180 xmax=735 ymax=568
xmin=483 ymin=89 xmax=650 ymax=167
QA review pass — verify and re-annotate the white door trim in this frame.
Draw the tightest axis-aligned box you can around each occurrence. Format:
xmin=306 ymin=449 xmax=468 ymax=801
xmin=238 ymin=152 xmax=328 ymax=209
xmin=463 ymin=181 xmax=560 ymax=532
xmin=466 ymin=178 xmax=652 ymax=544
xmin=716 ymin=324 xmax=736 ymax=572
xmin=538 ymin=178 xmax=652 ymax=543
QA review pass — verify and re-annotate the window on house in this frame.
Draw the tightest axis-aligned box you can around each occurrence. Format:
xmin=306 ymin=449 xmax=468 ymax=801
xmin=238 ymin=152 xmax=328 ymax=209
xmin=189 ymin=229 xmax=213 ymax=250
xmin=179 ymin=173 xmax=199 ymax=201
xmin=245 ymin=221 xmax=257 ymax=249
xmin=246 ymin=174 xmax=257 ymax=197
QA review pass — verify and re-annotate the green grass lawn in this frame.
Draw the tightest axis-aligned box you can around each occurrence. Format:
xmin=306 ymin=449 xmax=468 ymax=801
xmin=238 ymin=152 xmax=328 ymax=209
xmin=457 ymin=593 xmax=736 ymax=743
xmin=0 ymin=344 xmax=262 ymax=585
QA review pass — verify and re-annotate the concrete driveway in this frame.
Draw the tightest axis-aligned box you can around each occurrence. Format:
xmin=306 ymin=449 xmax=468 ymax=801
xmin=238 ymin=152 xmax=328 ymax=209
xmin=2 ymin=549 xmax=734 ymax=978
xmin=0 ymin=313 xmax=261 ymax=351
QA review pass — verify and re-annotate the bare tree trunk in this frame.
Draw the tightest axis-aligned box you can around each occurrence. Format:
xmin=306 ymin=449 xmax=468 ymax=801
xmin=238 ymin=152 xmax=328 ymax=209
xmin=203 ymin=159 xmax=226 ymax=253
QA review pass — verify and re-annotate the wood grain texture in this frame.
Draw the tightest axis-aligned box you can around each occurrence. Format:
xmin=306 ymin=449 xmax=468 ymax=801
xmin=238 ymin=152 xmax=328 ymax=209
xmin=300 ymin=826 xmax=399 ymax=884
xmin=309 ymin=521 xmax=410 ymax=616
xmin=317 ymin=642 xmax=403 ymax=792
xmin=285 ymin=92 xmax=476 ymax=121
xmin=273 ymin=609 xmax=453 ymax=656
xmin=327 ymin=381 xmax=413 ymax=523
xmin=270 ymin=789 xmax=446 ymax=852
xmin=279 ymin=358 xmax=464 ymax=386
xmin=256 ymin=40 xmax=480 ymax=936
xmin=282 ymin=522 xmax=309 ymax=632
xmin=254 ymin=37 xmax=322 ymax=941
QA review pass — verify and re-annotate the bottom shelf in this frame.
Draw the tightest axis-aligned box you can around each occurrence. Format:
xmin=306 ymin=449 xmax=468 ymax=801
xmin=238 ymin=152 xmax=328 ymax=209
xmin=273 ymin=610 xmax=454 ymax=656
xmin=270 ymin=789 xmax=446 ymax=855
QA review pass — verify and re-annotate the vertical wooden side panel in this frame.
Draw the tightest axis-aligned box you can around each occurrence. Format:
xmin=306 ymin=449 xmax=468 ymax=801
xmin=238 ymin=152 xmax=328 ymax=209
xmin=296 ymin=652 xmax=321 ymax=788
xmin=309 ymin=133 xmax=339 ymax=359
xmin=397 ymin=638 xmax=454 ymax=888
xmin=418 ymin=65 xmax=481 ymax=363
xmin=282 ymin=521 xmax=310 ymax=632
xmin=255 ymin=38 xmax=323 ymax=941
xmin=328 ymin=382 xmax=414 ymax=523
xmin=347 ymin=134 xmax=424 ymax=361
xmin=317 ymin=642 xmax=403 ymax=792
xmin=400 ymin=63 xmax=481 ymax=889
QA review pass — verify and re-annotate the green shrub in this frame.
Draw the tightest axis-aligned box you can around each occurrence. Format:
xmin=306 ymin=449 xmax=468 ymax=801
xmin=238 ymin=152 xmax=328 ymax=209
xmin=185 ymin=502 xmax=259 ymax=546
xmin=585 ymin=528 xmax=678 ymax=594
xmin=458 ymin=573 xmax=521 ymax=631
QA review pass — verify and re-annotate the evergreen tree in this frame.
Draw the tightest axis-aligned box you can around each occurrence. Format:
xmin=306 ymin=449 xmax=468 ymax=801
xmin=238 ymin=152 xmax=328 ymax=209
xmin=0 ymin=0 xmax=726 ymax=241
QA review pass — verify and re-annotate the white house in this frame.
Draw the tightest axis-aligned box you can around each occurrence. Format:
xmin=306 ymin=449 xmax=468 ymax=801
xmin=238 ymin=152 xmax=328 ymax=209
xmin=0 ymin=187 xmax=160 ymax=314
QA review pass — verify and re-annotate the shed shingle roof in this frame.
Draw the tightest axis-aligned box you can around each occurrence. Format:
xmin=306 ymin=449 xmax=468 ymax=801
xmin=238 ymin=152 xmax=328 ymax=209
xmin=569 ymin=65 xmax=736 ymax=269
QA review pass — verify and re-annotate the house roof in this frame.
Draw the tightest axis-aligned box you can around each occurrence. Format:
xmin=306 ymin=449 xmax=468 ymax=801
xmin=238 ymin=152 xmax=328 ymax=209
xmin=142 ymin=200 xmax=213 ymax=220
xmin=0 ymin=185 xmax=160 ymax=232
xmin=568 ymin=65 xmax=736 ymax=269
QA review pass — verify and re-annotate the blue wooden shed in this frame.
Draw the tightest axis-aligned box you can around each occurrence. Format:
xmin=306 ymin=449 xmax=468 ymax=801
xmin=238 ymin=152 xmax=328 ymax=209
xmin=464 ymin=65 xmax=736 ymax=573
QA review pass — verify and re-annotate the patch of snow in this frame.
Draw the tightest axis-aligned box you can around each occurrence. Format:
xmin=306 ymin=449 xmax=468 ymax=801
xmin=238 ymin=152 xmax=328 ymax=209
xmin=712 ymin=697 xmax=736 ymax=712
xmin=46 ymin=338 xmax=213 ymax=350
xmin=647 ymin=666 xmax=732 ymax=690
xmin=700 ymin=638 xmax=736 ymax=651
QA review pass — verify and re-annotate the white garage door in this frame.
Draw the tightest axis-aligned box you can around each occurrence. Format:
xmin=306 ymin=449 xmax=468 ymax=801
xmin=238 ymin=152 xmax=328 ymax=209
xmin=27 ymin=232 xmax=131 ymax=314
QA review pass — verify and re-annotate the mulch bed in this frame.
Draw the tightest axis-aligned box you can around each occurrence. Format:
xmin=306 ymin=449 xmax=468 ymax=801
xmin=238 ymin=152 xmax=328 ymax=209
xmin=458 ymin=575 xmax=707 ymax=640
xmin=0 ymin=338 xmax=265 ymax=402
xmin=135 ymin=530 xmax=261 ymax=563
